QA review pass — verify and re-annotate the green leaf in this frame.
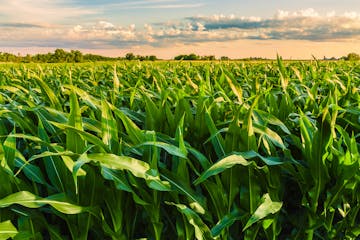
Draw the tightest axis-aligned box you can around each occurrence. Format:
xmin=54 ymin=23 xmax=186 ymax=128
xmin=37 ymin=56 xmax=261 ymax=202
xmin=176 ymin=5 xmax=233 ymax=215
xmin=138 ymin=141 xmax=187 ymax=159
xmin=0 ymin=220 xmax=18 ymax=239
xmin=33 ymin=75 xmax=62 ymax=110
xmin=223 ymin=70 xmax=243 ymax=104
xmin=84 ymin=153 xmax=171 ymax=191
xmin=160 ymin=168 xmax=206 ymax=214
xmin=64 ymin=84 xmax=101 ymax=109
xmin=67 ymin=86 xmax=86 ymax=153
xmin=166 ymin=202 xmax=212 ymax=240
xmin=204 ymin=108 xmax=225 ymax=158
xmin=253 ymin=123 xmax=286 ymax=149
xmin=243 ymin=193 xmax=282 ymax=231
xmin=194 ymin=154 xmax=254 ymax=185
xmin=3 ymin=128 xmax=16 ymax=170
xmin=6 ymin=133 xmax=51 ymax=147
xmin=101 ymin=99 xmax=119 ymax=153
xmin=112 ymin=108 xmax=144 ymax=145
xmin=14 ymin=156 xmax=47 ymax=185
xmin=85 ymin=153 xmax=148 ymax=178
xmin=0 ymin=191 xmax=86 ymax=214
xmin=113 ymin=65 xmax=120 ymax=94
xmin=49 ymin=121 xmax=110 ymax=152
xmin=211 ymin=208 xmax=242 ymax=237
xmin=61 ymin=155 xmax=87 ymax=177
xmin=101 ymin=167 xmax=149 ymax=205
xmin=37 ymin=119 xmax=67 ymax=192
xmin=23 ymin=150 xmax=86 ymax=177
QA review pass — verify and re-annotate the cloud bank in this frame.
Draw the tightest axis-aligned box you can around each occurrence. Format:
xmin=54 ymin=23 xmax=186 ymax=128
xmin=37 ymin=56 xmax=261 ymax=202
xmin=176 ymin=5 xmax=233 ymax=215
xmin=187 ymin=9 xmax=360 ymax=41
xmin=0 ymin=9 xmax=359 ymax=52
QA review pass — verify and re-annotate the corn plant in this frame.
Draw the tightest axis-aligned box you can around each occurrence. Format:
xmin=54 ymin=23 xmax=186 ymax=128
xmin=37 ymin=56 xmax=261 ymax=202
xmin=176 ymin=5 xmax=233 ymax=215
xmin=0 ymin=59 xmax=359 ymax=239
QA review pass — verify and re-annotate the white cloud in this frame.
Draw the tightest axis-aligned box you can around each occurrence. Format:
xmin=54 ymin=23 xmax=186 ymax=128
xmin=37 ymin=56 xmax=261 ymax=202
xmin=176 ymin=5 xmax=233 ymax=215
xmin=186 ymin=9 xmax=360 ymax=41
xmin=0 ymin=9 xmax=359 ymax=51
xmin=275 ymin=8 xmax=320 ymax=19
xmin=343 ymin=11 xmax=360 ymax=19
xmin=97 ymin=21 xmax=115 ymax=29
xmin=196 ymin=22 xmax=206 ymax=31
xmin=326 ymin=11 xmax=336 ymax=18
xmin=296 ymin=8 xmax=319 ymax=17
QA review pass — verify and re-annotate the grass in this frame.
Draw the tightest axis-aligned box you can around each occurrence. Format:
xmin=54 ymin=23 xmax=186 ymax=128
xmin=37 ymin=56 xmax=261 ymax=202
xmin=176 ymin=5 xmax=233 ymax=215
xmin=0 ymin=59 xmax=359 ymax=239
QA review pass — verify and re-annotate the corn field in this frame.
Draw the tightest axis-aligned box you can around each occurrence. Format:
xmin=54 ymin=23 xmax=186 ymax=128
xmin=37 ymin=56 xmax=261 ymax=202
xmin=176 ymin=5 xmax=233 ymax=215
xmin=0 ymin=59 xmax=359 ymax=239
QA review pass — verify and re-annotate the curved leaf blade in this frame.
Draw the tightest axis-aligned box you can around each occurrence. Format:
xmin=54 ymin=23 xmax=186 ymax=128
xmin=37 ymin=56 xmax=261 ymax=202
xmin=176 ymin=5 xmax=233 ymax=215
xmin=0 ymin=220 xmax=18 ymax=239
xmin=85 ymin=153 xmax=171 ymax=191
xmin=194 ymin=154 xmax=253 ymax=185
xmin=0 ymin=191 xmax=86 ymax=214
xmin=243 ymin=193 xmax=283 ymax=231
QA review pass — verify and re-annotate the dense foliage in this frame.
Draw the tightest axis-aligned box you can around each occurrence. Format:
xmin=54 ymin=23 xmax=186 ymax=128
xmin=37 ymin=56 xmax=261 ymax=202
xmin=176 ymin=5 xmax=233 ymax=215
xmin=343 ymin=53 xmax=360 ymax=61
xmin=0 ymin=49 xmax=158 ymax=63
xmin=174 ymin=54 xmax=216 ymax=61
xmin=1 ymin=50 xmax=359 ymax=63
xmin=0 ymin=60 xmax=359 ymax=239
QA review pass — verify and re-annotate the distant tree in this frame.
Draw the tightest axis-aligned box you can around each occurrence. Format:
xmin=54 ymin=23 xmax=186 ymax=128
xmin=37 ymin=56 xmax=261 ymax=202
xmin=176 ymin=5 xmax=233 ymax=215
xmin=174 ymin=53 xmax=200 ymax=60
xmin=174 ymin=55 xmax=185 ymax=60
xmin=220 ymin=56 xmax=230 ymax=60
xmin=53 ymin=48 xmax=67 ymax=62
xmin=0 ymin=52 xmax=19 ymax=62
xmin=0 ymin=49 xmax=125 ymax=63
xmin=148 ymin=55 xmax=157 ymax=61
xmin=201 ymin=55 xmax=216 ymax=60
xmin=345 ymin=52 xmax=360 ymax=61
xmin=323 ymin=56 xmax=338 ymax=61
xmin=71 ymin=50 xmax=83 ymax=62
xmin=23 ymin=54 xmax=32 ymax=63
xmin=83 ymin=53 xmax=118 ymax=61
xmin=125 ymin=53 xmax=136 ymax=60
xmin=188 ymin=53 xmax=199 ymax=60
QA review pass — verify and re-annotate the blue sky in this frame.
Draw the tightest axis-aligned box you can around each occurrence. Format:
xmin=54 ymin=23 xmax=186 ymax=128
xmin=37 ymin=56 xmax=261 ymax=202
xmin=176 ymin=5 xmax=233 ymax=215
xmin=0 ymin=0 xmax=359 ymax=58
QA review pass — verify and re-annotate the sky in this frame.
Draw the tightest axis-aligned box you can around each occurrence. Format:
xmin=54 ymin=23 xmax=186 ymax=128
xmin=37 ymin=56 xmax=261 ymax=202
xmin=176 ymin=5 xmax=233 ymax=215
xmin=0 ymin=0 xmax=359 ymax=59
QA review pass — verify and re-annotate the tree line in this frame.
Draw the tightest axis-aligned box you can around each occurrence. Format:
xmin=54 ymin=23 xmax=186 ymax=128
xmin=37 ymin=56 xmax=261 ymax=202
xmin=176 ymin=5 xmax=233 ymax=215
xmin=0 ymin=49 xmax=159 ymax=63
xmin=0 ymin=50 xmax=232 ymax=62
xmin=0 ymin=49 xmax=358 ymax=63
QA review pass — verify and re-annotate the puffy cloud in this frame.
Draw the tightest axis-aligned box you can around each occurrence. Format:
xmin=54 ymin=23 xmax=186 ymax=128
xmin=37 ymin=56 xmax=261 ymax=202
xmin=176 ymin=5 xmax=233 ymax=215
xmin=187 ymin=9 xmax=360 ymax=41
xmin=97 ymin=21 xmax=115 ymax=29
xmin=0 ymin=9 xmax=359 ymax=50
xmin=0 ymin=20 xmax=146 ymax=49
